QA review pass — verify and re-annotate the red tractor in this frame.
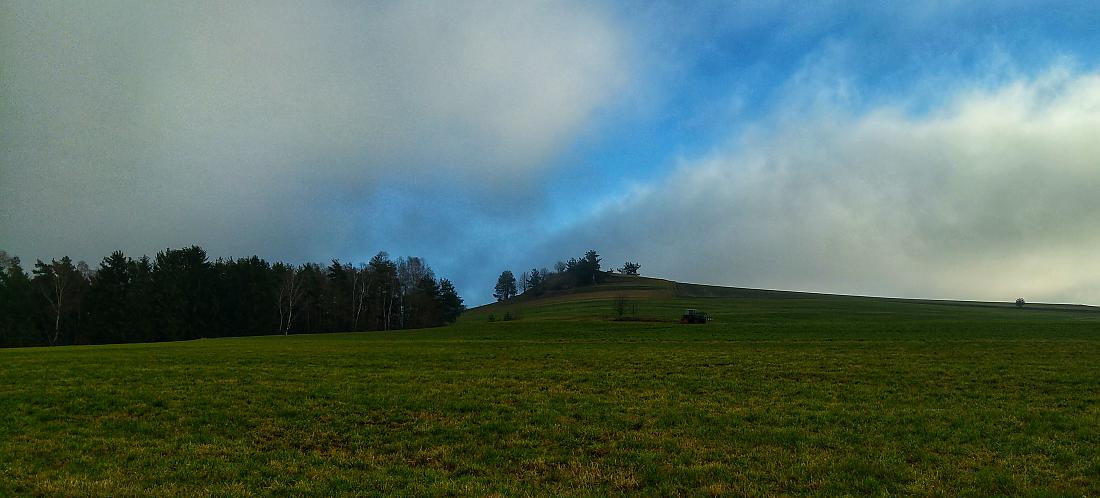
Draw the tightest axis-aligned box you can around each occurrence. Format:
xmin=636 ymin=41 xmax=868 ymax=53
xmin=680 ymin=309 xmax=708 ymax=324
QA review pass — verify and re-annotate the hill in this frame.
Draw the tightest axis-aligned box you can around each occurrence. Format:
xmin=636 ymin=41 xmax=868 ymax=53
xmin=2 ymin=275 xmax=1100 ymax=495
xmin=472 ymin=273 xmax=1100 ymax=321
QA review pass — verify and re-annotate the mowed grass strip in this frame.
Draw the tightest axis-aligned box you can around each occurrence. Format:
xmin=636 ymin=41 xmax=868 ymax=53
xmin=2 ymin=293 xmax=1100 ymax=496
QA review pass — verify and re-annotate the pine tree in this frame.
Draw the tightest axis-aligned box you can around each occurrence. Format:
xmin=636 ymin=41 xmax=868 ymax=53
xmin=438 ymin=279 xmax=465 ymax=324
xmin=620 ymin=261 xmax=641 ymax=275
xmin=493 ymin=271 xmax=517 ymax=301
xmin=85 ymin=251 xmax=134 ymax=344
xmin=151 ymin=246 xmax=215 ymax=341
xmin=526 ymin=268 xmax=543 ymax=291
xmin=0 ymin=256 xmax=37 ymax=347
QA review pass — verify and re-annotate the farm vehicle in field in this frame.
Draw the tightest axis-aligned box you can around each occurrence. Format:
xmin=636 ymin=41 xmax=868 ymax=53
xmin=680 ymin=309 xmax=708 ymax=324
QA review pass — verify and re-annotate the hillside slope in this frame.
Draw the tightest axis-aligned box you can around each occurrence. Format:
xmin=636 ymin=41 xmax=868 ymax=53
xmin=471 ymin=273 xmax=1100 ymax=322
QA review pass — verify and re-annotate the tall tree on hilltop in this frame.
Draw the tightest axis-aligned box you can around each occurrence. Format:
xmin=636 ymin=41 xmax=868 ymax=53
xmin=526 ymin=268 xmax=543 ymax=291
xmin=581 ymin=250 xmax=602 ymax=284
xmin=494 ymin=270 xmax=517 ymax=301
xmin=561 ymin=250 xmax=602 ymax=287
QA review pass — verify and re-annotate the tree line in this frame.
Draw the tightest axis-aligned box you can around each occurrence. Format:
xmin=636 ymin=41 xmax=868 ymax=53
xmin=0 ymin=247 xmax=463 ymax=348
xmin=493 ymin=250 xmax=641 ymax=301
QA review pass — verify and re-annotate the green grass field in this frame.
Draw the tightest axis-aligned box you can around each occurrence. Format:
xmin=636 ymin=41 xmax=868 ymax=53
xmin=3 ymin=277 xmax=1100 ymax=496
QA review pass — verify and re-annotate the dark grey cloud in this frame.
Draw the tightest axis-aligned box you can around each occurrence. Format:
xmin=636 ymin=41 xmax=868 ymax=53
xmin=555 ymin=68 xmax=1100 ymax=305
xmin=0 ymin=1 xmax=630 ymax=272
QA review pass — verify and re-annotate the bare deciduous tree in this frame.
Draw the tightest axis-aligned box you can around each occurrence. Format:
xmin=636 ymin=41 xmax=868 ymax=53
xmin=32 ymin=257 xmax=83 ymax=345
xmin=276 ymin=264 xmax=304 ymax=335
xmin=397 ymin=257 xmax=434 ymax=328
xmin=351 ymin=263 xmax=372 ymax=330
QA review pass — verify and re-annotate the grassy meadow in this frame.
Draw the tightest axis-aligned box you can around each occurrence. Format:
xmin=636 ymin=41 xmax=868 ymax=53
xmin=2 ymin=277 xmax=1100 ymax=496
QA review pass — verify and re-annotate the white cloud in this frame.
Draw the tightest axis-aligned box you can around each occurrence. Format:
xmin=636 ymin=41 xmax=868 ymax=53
xmin=0 ymin=0 xmax=630 ymax=261
xmin=567 ymin=68 xmax=1100 ymax=305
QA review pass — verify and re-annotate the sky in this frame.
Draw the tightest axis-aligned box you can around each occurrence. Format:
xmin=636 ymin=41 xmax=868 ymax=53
xmin=3 ymin=1 xmax=1100 ymax=306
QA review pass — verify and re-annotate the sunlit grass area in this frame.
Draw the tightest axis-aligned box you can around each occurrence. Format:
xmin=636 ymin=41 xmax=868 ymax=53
xmin=3 ymin=285 xmax=1100 ymax=496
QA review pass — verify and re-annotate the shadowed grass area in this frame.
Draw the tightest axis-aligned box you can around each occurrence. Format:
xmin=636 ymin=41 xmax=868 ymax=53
xmin=2 ymin=282 xmax=1100 ymax=496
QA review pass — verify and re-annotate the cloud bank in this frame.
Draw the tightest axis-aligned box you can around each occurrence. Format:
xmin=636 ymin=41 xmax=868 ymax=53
xmin=5 ymin=2 xmax=1100 ymax=306
xmin=1 ymin=1 xmax=629 ymax=262
xmin=565 ymin=68 xmax=1100 ymax=305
